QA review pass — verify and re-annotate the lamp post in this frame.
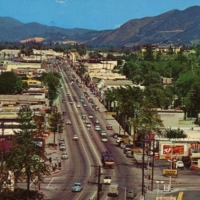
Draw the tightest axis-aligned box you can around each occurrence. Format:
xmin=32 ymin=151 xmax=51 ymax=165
xmin=156 ymin=180 xmax=164 ymax=196
xmin=118 ymin=186 xmax=126 ymax=200
xmin=169 ymin=144 xmax=174 ymax=191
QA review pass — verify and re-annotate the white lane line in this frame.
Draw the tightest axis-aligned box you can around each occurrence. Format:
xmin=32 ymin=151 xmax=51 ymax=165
xmin=46 ymin=177 xmax=55 ymax=188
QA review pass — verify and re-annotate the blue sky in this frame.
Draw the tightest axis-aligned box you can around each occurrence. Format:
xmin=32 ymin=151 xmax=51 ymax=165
xmin=0 ymin=0 xmax=199 ymax=30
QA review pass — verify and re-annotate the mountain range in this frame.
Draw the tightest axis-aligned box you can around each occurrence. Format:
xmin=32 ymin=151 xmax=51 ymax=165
xmin=0 ymin=6 xmax=200 ymax=46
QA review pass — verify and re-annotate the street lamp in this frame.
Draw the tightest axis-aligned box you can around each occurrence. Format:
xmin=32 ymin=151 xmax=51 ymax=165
xmin=156 ymin=180 xmax=164 ymax=196
xmin=118 ymin=186 xmax=126 ymax=200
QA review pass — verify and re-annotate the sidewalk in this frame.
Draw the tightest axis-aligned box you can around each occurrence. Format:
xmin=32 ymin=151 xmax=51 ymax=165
xmin=44 ymin=131 xmax=61 ymax=175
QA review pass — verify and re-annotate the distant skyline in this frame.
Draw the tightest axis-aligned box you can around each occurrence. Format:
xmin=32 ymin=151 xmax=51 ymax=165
xmin=0 ymin=0 xmax=200 ymax=30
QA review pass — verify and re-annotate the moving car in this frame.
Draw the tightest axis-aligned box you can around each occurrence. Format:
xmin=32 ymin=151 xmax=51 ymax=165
xmin=83 ymin=103 xmax=87 ymax=107
xmin=101 ymin=135 xmax=108 ymax=142
xmin=70 ymin=101 xmax=74 ymax=105
xmin=66 ymin=119 xmax=71 ymax=125
xmin=94 ymin=125 xmax=101 ymax=131
xmin=59 ymin=144 xmax=66 ymax=151
xmin=88 ymin=115 xmax=93 ymax=119
xmin=81 ymin=115 xmax=86 ymax=120
xmin=77 ymin=104 xmax=81 ymax=108
xmin=73 ymin=135 xmax=79 ymax=140
xmin=61 ymin=152 xmax=68 ymax=160
xmin=101 ymin=130 xmax=107 ymax=136
xmin=71 ymin=182 xmax=83 ymax=192
xmin=95 ymin=119 xmax=99 ymax=124
xmin=62 ymin=99 xmax=65 ymax=103
xmin=86 ymin=122 xmax=91 ymax=128
xmin=103 ymin=176 xmax=112 ymax=184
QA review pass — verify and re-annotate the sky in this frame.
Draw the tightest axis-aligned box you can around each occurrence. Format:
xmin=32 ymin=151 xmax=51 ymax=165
xmin=0 ymin=0 xmax=200 ymax=30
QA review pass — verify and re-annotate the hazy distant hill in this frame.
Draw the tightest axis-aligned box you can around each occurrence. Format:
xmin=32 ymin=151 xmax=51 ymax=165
xmin=0 ymin=6 xmax=200 ymax=46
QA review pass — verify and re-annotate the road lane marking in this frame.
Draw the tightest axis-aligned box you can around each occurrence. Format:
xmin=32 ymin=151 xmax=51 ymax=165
xmin=46 ymin=177 xmax=55 ymax=188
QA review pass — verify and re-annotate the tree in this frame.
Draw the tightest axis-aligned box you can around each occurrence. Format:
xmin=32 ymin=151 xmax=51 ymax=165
xmin=143 ymin=45 xmax=154 ymax=61
xmin=0 ymin=72 xmax=28 ymax=94
xmin=43 ymin=73 xmax=61 ymax=106
xmin=5 ymin=105 xmax=50 ymax=191
xmin=165 ymin=128 xmax=187 ymax=139
xmin=48 ymin=106 xmax=63 ymax=144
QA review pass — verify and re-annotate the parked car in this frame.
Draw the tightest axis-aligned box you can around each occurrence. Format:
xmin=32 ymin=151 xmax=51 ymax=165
xmin=94 ymin=125 xmax=101 ymax=131
xmin=62 ymin=99 xmax=65 ymax=103
xmin=66 ymin=119 xmax=71 ymax=125
xmin=116 ymin=137 xmax=122 ymax=143
xmin=126 ymin=152 xmax=134 ymax=158
xmin=176 ymin=160 xmax=184 ymax=169
xmin=61 ymin=152 xmax=68 ymax=160
xmin=59 ymin=138 xmax=65 ymax=146
xmin=71 ymin=182 xmax=83 ymax=192
xmin=59 ymin=144 xmax=66 ymax=151
xmin=127 ymin=190 xmax=136 ymax=199
xmin=94 ymin=106 xmax=99 ymax=111
xmin=106 ymin=123 xmax=113 ymax=130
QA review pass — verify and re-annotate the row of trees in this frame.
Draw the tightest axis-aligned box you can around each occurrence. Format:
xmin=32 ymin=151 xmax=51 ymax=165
xmin=104 ymin=85 xmax=187 ymax=141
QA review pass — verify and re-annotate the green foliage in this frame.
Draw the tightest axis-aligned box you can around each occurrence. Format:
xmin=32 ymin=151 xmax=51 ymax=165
xmin=143 ymin=45 xmax=154 ymax=61
xmin=0 ymin=72 xmax=28 ymax=94
xmin=42 ymin=72 xmax=61 ymax=104
xmin=5 ymin=105 xmax=50 ymax=191
xmin=165 ymin=128 xmax=187 ymax=139
xmin=0 ymin=188 xmax=43 ymax=200
xmin=144 ymin=85 xmax=173 ymax=109
xmin=48 ymin=107 xmax=63 ymax=143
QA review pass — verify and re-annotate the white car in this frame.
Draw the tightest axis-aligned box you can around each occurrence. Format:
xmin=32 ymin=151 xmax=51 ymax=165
xmin=61 ymin=152 xmax=68 ymax=160
xmin=83 ymin=103 xmax=87 ymax=107
xmin=103 ymin=176 xmax=112 ymax=184
xmin=66 ymin=119 xmax=71 ymax=125
xmin=77 ymin=104 xmax=81 ymax=108
xmin=86 ymin=122 xmax=91 ymax=128
xmin=116 ymin=137 xmax=122 ymax=143
xmin=95 ymin=119 xmax=99 ymax=124
xmin=101 ymin=130 xmax=107 ymax=136
xmin=94 ymin=125 xmax=101 ymax=131
xmin=176 ymin=161 xmax=184 ymax=168
xmin=73 ymin=135 xmax=79 ymax=140
xmin=88 ymin=115 xmax=93 ymax=119
xmin=101 ymin=135 xmax=108 ymax=142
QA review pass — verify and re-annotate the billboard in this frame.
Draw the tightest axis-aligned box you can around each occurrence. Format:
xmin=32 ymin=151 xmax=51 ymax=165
xmin=161 ymin=144 xmax=186 ymax=156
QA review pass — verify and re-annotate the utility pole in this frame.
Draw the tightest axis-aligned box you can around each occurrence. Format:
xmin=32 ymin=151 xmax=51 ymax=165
xmin=97 ymin=165 xmax=101 ymax=200
xmin=1 ymin=122 xmax=5 ymax=191
xmin=151 ymin=139 xmax=155 ymax=191
xmin=142 ymin=137 xmax=145 ymax=196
